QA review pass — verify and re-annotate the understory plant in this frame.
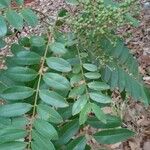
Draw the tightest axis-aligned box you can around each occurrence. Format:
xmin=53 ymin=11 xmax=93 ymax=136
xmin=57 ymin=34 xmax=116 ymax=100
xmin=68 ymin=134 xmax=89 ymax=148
xmin=0 ymin=0 xmax=149 ymax=150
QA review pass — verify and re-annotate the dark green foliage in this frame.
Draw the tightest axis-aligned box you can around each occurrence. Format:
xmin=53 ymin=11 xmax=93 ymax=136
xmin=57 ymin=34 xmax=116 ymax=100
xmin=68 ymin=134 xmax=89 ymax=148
xmin=0 ymin=0 xmax=149 ymax=149
xmin=0 ymin=33 xmax=136 ymax=149
xmin=94 ymin=128 xmax=135 ymax=144
xmin=66 ymin=0 xmax=150 ymax=105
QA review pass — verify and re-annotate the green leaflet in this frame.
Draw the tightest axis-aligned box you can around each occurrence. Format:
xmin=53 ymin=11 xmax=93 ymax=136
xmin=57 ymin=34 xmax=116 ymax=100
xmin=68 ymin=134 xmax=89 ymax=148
xmin=94 ymin=128 xmax=135 ymax=144
xmin=84 ymin=72 xmax=101 ymax=79
xmin=58 ymin=8 xmax=68 ymax=17
xmin=46 ymin=57 xmax=72 ymax=72
xmin=11 ymin=117 xmax=28 ymax=128
xmin=69 ymin=84 xmax=86 ymax=98
xmin=79 ymin=103 xmax=91 ymax=125
xmin=31 ymin=142 xmax=40 ymax=150
xmin=57 ymin=119 xmax=79 ymax=145
xmin=87 ymin=115 xmax=122 ymax=129
xmin=0 ymin=117 xmax=29 ymax=129
xmin=18 ymin=37 xmax=30 ymax=47
xmin=32 ymin=130 xmax=55 ymax=150
xmin=6 ymin=10 xmax=23 ymax=31
xmin=67 ymin=136 xmax=86 ymax=150
xmin=30 ymin=36 xmax=45 ymax=47
xmin=89 ymin=92 xmax=112 ymax=104
xmin=11 ymin=44 xmax=26 ymax=55
xmin=54 ymin=32 xmax=76 ymax=47
xmin=0 ymin=142 xmax=26 ymax=150
xmin=37 ymin=104 xmax=63 ymax=124
xmin=50 ymin=42 xmax=67 ymax=55
xmin=67 ymin=57 xmax=79 ymax=66
xmin=43 ymin=73 xmax=71 ymax=91
xmin=142 ymin=86 xmax=150 ymax=105
xmin=21 ymin=8 xmax=38 ymax=27
xmin=39 ymin=90 xmax=69 ymax=108
xmin=88 ymin=81 xmax=110 ymax=91
xmin=65 ymin=59 xmax=78 ymax=65
xmin=109 ymin=68 xmax=118 ymax=90
xmin=125 ymin=73 xmax=133 ymax=95
xmin=0 ymin=16 xmax=7 ymax=37
xmin=0 ymin=128 xmax=27 ymax=144
xmin=83 ymin=63 xmax=98 ymax=72
xmin=101 ymin=65 xmax=112 ymax=82
xmin=0 ymin=103 xmax=32 ymax=117
xmin=0 ymin=70 xmax=22 ymax=92
xmin=118 ymin=67 xmax=126 ymax=92
xmin=0 ymin=86 xmax=34 ymax=100
xmin=70 ymin=74 xmax=82 ymax=87
xmin=72 ymin=64 xmax=81 ymax=74
xmin=72 ymin=94 xmax=88 ymax=115
xmin=31 ymin=141 xmax=55 ymax=150
xmin=6 ymin=67 xmax=37 ymax=82
xmin=0 ymin=117 xmax=11 ymax=128
xmin=12 ymin=51 xmax=41 ymax=65
xmin=34 ymin=119 xmax=58 ymax=140
xmin=57 ymin=104 xmax=73 ymax=120
xmin=91 ymin=103 xmax=106 ymax=123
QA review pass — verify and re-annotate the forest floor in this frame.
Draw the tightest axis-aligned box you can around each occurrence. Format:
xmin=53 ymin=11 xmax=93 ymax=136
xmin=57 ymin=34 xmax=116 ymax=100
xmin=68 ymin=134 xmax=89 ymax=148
xmin=0 ymin=0 xmax=150 ymax=149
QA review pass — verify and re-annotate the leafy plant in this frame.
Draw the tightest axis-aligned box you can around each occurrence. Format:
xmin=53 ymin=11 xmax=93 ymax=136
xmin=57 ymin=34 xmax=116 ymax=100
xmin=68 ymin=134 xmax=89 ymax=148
xmin=64 ymin=0 xmax=150 ymax=105
xmin=0 ymin=0 xmax=38 ymax=49
xmin=0 ymin=0 xmax=149 ymax=149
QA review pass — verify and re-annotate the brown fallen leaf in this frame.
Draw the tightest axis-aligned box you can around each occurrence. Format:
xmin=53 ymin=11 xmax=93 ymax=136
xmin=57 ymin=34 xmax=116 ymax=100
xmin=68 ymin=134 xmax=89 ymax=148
xmin=140 ymin=55 xmax=150 ymax=64
xmin=143 ymin=140 xmax=150 ymax=150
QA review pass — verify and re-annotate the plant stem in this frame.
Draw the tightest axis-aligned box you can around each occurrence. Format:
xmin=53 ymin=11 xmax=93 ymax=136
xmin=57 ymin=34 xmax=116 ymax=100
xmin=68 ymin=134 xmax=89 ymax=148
xmin=27 ymin=32 xmax=51 ymax=149
xmin=76 ymin=44 xmax=89 ymax=98
xmin=31 ymin=8 xmax=56 ymax=26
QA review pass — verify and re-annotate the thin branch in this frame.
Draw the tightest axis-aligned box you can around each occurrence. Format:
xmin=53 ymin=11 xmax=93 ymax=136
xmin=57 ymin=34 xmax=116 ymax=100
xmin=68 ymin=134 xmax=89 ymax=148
xmin=76 ymin=44 xmax=89 ymax=98
xmin=27 ymin=32 xmax=52 ymax=149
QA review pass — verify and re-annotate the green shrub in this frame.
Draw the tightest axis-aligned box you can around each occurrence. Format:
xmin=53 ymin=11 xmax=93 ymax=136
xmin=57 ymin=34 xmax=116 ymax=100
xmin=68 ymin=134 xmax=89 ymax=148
xmin=0 ymin=0 xmax=149 ymax=149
